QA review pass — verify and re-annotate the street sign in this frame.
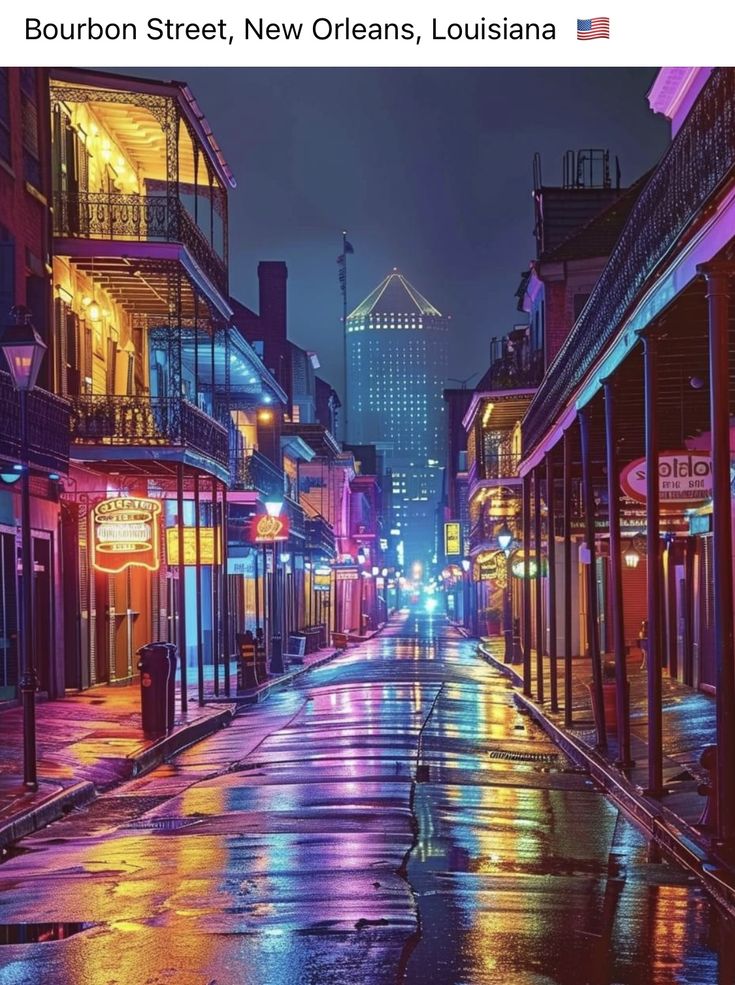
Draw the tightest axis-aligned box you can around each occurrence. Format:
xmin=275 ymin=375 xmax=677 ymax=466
xmin=313 ymin=565 xmax=332 ymax=592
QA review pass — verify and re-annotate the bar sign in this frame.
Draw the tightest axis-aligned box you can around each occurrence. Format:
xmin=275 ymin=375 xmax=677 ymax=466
xmin=444 ymin=522 xmax=462 ymax=556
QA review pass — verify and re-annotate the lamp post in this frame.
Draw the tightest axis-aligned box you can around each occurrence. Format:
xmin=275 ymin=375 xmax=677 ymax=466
xmin=0 ymin=306 xmax=47 ymax=790
xmin=497 ymin=522 xmax=514 ymax=664
xmin=461 ymin=558 xmax=471 ymax=631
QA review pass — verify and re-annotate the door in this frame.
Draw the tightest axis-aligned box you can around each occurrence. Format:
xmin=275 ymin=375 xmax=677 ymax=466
xmin=0 ymin=531 xmax=18 ymax=701
xmin=32 ymin=535 xmax=53 ymax=694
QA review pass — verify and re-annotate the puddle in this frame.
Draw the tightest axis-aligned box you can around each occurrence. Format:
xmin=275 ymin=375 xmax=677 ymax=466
xmin=0 ymin=922 xmax=95 ymax=945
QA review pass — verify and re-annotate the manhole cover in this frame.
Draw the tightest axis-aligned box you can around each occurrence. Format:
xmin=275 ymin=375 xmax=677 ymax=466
xmin=489 ymin=750 xmax=560 ymax=763
xmin=0 ymin=922 xmax=95 ymax=945
xmin=124 ymin=816 xmax=200 ymax=831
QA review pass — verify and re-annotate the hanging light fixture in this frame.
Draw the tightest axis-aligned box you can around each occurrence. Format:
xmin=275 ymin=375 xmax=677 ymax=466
xmin=623 ymin=548 xmax=641 ymax=569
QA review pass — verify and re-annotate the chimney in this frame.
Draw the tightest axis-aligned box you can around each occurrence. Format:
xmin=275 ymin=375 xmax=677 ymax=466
xmin=258 ymin=261 xmax=287 ymax=340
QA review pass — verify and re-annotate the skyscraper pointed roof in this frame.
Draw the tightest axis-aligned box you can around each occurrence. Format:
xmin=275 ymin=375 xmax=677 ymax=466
xmin=348 ymin=269 xmax=442 ymax=319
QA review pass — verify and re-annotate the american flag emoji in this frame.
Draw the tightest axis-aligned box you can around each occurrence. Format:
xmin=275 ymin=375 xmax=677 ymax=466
xmin=577 ymin=17 xmax=610 ymax=39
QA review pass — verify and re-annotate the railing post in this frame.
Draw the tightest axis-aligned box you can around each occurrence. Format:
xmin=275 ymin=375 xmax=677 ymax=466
xmin=176 ymin=462 xmax=188 ymax=714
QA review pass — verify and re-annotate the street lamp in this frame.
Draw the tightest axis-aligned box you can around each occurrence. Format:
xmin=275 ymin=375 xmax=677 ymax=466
xmin=496 ymin=522 xmax=515 ymax=664
xmin=0 ymin=306 xmax=47 ymax=791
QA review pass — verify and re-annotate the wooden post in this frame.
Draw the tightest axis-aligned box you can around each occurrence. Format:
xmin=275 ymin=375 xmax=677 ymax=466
xmin=563 ymin=427 xmax=574 ymax=727
xmin=534 ymin=467 xmax=545 ymax=703
xmin=522 ymin=471 xmax=532 ymax=697
xmin=546 ymin=451 xmax=559 ymax=712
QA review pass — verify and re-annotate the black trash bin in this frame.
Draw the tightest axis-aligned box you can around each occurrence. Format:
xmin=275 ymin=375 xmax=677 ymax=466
xmin=270 ymin=634 xmax=284 ymax=675
xmin=137 ymin=642 xmax=177 ymax=738
xmin=236 ymin=631 xmax=258 ymax=692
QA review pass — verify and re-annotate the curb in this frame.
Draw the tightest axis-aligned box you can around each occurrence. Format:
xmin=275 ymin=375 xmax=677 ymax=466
xmin=129 ymin=705 xmax=235 ymax=776
xmin=476 ymin=641 xmax=735 ymax=917
xmin=233 ymin=646 xmax=357 ymax=707
xmin=0 ymin=780 xmax=96 ymax=851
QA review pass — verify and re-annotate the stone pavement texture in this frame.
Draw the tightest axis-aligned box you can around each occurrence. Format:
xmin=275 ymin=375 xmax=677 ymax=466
xmin=0 ymin=644 xmax=343 ymax=849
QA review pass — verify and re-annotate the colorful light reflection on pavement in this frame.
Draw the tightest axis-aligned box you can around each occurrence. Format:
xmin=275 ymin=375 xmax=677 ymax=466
xmin=0 ymin=613 xmax=731 ymax=984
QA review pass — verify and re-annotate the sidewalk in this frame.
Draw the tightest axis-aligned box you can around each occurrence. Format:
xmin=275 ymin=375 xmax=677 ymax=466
xmin=477 ymin=636 xmax=735 ymax=916
xmin=0 ymin=643 xmax=342 ymax=850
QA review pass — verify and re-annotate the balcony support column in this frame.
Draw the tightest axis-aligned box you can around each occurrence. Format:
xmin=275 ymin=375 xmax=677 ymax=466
xmin=212 ymin=476 xmax=220 ymax=696
xmin=638 ymin=329 xmax=663 ymax=795
xmin=546 ymin=451 xmax=559 ymax=712
xmin=563 ymin=426 xmax=574 ymax=727
xmin=221 ymin=481 xmax=231 ymax=697
xmin=534 ymin=467 xmax=545 ymax=703
xmin=176 ymin=463 xmax=188 ymax=713
xmin=603 ymin=376 xmax=633 ymax=768
xmin=699 ymin=263 xmax=735 ymax=848
xmin=579 ymin=405 xmax=606 ymax=750
xmin=194 ymin=473 xmax=204 ymax=706
xmin=522 ymin=471 xmax=532 ymax=696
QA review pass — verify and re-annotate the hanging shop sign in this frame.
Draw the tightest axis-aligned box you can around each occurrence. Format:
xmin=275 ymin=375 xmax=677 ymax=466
xmin=620 ymin=451 xmax=712 ymax=508
xmin=473 ymin=550 xmax=502 ymax=582
xmin=313 ymin=565 xmax=332 ymax=592
xmin=444 ymin=521 xmax=462 ymax=556
xmin=335 ymin=567 xmax=359 ymax=582
xmin=92 ymin=496 xmax=161 ymax=574
xmin=251 ymin=514 xmax=290 ymax=542
xmin=166 ymin=527 xmax=219 ymax=566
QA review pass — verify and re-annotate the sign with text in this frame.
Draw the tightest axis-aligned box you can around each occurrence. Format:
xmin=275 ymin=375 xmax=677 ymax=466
xmin=621 ymin=451 xmax=712 ymax=508
xmin=313 ymin=565 xmax=332 ymax=592
xmin=166 ymin=527 xmax=219 ymax=565
xmin=251 ymin=514 xmax=290 ymax=542
xmin=444 ymin=521 xmax=462 ymax=556
xmin=335 ymin=567 xmax=359 ymax=581
xmin=92 ymin=496 xmax=161 ymax=574
xmin=473 ymin=550 xmax=502 ymax=582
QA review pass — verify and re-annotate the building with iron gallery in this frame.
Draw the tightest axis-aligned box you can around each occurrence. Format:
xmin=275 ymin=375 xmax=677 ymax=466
xmin=0 ymin=67 xmax=389 ymax=710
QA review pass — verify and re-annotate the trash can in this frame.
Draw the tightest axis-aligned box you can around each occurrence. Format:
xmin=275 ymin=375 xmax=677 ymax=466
xmin=270 ymin=634 xmax=284 ymax=675
xmin=236 ymin=631 xmax=258 ymax=692
xmin=137 ymin=642 xmax=177 ymax=738
xmin=255 ymin=628 xmax=268 ymax=683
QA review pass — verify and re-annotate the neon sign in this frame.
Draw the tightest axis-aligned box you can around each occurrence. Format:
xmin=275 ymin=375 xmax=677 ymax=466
xmin=92 ymin=497 xmax=161 ymax=573
xmin=252 ymin=514 xmax=290 ymax=542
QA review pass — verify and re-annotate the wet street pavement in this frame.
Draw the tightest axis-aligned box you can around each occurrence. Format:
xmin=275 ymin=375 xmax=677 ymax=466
xmin=0 ymin=613 xmax=732 ymax=984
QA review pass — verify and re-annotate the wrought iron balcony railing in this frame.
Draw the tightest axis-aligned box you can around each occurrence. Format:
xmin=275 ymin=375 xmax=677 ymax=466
xmin=70 ymin=395 xmax=229 ymax=470
xmin=231 ymin=447 xmax=285 ymax=498
xmin=484 ymin=349 xmax=543 ymax=392
xmin=472 ymin=452 xmax=522 ymax=483
xmin=0 ymin=371 xmax=71 ymax=474
xmin=305 ymin=515 xmax=336 ymax=557
xmin=523 ymin=68 xmax=735 ymax=454
xmin=53 ymin=191 xmax=227 ymax=296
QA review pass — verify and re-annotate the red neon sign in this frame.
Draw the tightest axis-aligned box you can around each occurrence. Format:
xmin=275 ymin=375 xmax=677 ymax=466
xmin=252 ymin=514 xmax=290 ymax=542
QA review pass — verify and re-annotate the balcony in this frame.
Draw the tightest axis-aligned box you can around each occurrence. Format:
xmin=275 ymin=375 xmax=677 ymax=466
xmin=0 ymin=371 xmax=71 ymax=475
xmin=305 ymin=515 xmax=336 ymax=558
xmin=231 ymin=448 xmax=285 ymax=499
xmin=523 ymin=68 xmax=735 ymax=454
xmin=70 ymin=395 xmax=229 ymax=473
xmin=53 ymin=191 xmax=227 ymax=297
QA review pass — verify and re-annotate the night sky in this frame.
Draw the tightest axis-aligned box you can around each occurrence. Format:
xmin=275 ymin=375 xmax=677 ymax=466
xmin=124 ymin=68 xmax=670 ymax=398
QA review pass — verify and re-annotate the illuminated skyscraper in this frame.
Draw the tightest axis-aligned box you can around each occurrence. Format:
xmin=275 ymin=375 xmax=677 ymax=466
xmin=346 ymin=270 xmax=448 ymax=568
